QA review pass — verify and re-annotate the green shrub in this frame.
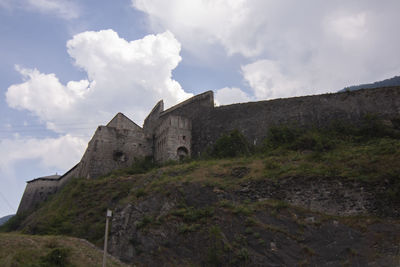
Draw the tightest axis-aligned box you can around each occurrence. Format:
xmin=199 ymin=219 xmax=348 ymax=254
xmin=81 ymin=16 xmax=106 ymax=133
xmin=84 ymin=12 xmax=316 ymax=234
xmin=210 ymin=130 xmax=252 ymax=158
xmin=207 ymin=226 xmax=223 ymax=266
xmin=291 ymin=131 xmax=335 ymax=151
xmin=127 ymin=156 xmax=157 ymax=174
xmin=261 ymin=125 xmax=335 ymax=152
xmin=358 ymin=114 xmax=400 ymax=139
xmin=40 ymin=247 xmax=70 ymax=267
xmin=136 ymin=216 xmax=154 ymax=230
xmin=135 ymin=188 xmax=147 ymax=198
xmin=178 ymin=223 xmax=201 ymax=234
xmin=265 ymin=125 xmax=302 ymax=147
xmin=172 ymin=206 xmax=214 ymax=223
xmin=0 ymin=213 xmax=27 ymax=232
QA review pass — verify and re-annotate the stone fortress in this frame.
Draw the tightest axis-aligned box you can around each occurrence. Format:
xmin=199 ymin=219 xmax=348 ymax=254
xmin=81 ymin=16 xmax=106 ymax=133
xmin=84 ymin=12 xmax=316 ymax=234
xmin=17 ymin=87 xmax=400 ymax=214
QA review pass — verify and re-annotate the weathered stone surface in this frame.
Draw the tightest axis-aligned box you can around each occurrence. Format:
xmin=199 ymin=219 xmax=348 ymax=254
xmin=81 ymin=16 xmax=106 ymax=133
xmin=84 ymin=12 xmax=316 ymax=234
xmin=154 ymin=115 xmax=191 ymax=162
xmin=17 ymin=175 xmax=60 ymax=214
xmin=237 ymin=176 xmax=400 ymax=217
xmin=108 ymin=181 xmax=400 ymax=266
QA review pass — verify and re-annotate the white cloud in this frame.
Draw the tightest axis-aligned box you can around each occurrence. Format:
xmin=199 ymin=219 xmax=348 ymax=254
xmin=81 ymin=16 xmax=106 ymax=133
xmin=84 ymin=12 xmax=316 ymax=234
xmin=132 ymin=0 xmax=263 ymax=57
xmin=0 ymin=0 xmax=79 ymax=19
xmin=0 ymin=135 xmax=85 ymax=174
xmin=327 ymin=12 xmax=367 ymax=41
xmin=26 ymin=0 xmax=79 ymax=19
xmin=242 ymin=59 xmax=306 ymax=100
xmin=133 ymin=0 xmax=400 ymax=97
xmin=6 ymin=30 xmax=192 ymax=134
xmin=0 ymin=134 xmax=86 ymax=216
xmin=214 ymin=87 xmax=252 ymax=106
xmin=6 ymin=66 xmax=82 ymax=121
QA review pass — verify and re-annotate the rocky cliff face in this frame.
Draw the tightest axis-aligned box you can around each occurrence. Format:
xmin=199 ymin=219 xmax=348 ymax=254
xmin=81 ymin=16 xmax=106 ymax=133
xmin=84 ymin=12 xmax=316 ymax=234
xmin=108 ymin=169 xmax=400 ymax=266
xmin=238 ymin=175 xmax=399 ymax=217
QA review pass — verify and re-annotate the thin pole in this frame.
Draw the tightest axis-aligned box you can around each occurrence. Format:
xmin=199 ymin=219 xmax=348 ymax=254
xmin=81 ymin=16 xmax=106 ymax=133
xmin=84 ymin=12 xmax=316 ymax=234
xmin=103 ymin=214 xmax=110 ymax=267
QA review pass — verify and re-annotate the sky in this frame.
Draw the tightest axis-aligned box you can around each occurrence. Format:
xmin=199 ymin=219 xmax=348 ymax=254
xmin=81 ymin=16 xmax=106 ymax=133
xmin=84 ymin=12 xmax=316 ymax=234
xmin=0 ymin=0 xmax=400 ymax=217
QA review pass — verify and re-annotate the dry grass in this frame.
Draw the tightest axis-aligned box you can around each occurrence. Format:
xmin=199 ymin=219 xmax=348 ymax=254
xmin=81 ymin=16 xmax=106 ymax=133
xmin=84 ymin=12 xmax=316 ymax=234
xmin=0 ymin=233 xmax=128 ymax=267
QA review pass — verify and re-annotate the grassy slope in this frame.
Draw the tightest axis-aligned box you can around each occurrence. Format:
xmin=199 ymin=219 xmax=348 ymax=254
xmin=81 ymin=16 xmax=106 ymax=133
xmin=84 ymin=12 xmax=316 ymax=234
xmin=0 ymin=233 xmax=127 ymax=267
xmin=4 ymin=135 xmax=400 ymax=245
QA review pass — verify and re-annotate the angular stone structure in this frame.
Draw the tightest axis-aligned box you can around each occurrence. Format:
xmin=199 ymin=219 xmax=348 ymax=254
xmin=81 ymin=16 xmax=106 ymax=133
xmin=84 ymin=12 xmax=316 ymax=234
xmin=17 ymin=174 xmax=60 ymax=214
xmin=154 ymin=115 xmax=191 ymax=162
xmin=17 ymin=87 xmax=400 ymax=214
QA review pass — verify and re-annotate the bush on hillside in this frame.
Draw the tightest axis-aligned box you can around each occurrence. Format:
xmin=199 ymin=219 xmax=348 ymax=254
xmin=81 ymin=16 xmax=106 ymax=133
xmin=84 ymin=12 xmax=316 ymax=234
xmin=261 ymin=125 xmax=334 ymax=152
xmin=357 ymin=114 xmax=400 ymax=139
xmin=40 ymin=247 xmax=71 ymax=267
xmin=263 ymin=125 xmax=302 ymax=148
xmin=127 ymin=156 xmax=156 ymax=175
xmin=260 ymin=114 xmax=400 ymax=153
xmin=0 ymin=213 xmax=27 ymax=232
xmin=291 ymin=131 xmax=335 ymax=152
xmin=210 ymin=130 xmax=252 ymax=158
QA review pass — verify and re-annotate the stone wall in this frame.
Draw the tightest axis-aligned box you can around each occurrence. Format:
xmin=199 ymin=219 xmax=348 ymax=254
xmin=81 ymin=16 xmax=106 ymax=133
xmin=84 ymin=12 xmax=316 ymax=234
xmin=107 ymin=112 xmax=143 ymax=130
xmin=75 ymin=125 xmax=152 ymax=179
xmin=143 ymin=100 xmax=164 ymax=137
xmin=154 ymin=115 xmax=191 ymax=162
xmin=192 ymin=87 xmax=400 ymax=154
xmin=158 ymin=91 xmax=214 ymax=156
xmin=17 ymin=176 xmax=59 ymax=214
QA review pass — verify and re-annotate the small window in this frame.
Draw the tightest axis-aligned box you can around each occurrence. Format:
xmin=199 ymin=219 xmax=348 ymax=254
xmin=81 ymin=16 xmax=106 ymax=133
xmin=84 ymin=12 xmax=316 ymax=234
xmin=177 ymin=146 xmax=189 ymax=161
xmin=182 ymin=135 xmax=186 ymax=141
xmin=113 ymin=151 xmax=127 ymax=162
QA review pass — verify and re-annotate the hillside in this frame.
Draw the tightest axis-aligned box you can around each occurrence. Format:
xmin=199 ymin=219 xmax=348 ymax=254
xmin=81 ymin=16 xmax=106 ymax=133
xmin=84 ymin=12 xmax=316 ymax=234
xmin=0 ymin=233 xmax=127 ymax=267
xmin=2 ymin=118 xmax=400 ymax=266
xmin=340 ymin=75 xmax=400 ymax=92
xmin=0 ymin=215 xmax=14 ymax=226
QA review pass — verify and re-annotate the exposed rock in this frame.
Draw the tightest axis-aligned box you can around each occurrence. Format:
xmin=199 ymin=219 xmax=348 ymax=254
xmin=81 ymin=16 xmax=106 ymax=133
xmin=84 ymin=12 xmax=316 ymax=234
xmin=108 ymin=182 xmax=400 ymax=266
xmin=237 ymin=176 xmax=400 ymax=217
xmin=231 ymin=167 xmax=250 ymax=178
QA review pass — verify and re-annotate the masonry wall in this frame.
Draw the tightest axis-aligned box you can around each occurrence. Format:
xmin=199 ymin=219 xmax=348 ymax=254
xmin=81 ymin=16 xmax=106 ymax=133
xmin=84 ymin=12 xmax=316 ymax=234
xmin=143 ymin=100 xmax=164 ymax=137
xmin=158 ymin=91 xmax=214 ymax=156
xmin=17 ymin=179 xmax=59 ymax=214
xmin=75 ymin=125 xmax=152 ymax=178
xmin=154 ymin=115 xmax=191 ymax=162
xmin=196 ymin=87 xmax=400 ymax=151
xmin=156 ymin=87 xmax=400 ymax=156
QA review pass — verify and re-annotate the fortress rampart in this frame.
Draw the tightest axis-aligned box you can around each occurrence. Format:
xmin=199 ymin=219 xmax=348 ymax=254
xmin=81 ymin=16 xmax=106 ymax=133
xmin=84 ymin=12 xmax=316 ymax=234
xmin=17 ymin=86 xmax=400 ymax=214
xmin=196 ymin=86 xmax=400 ymax=151
xmin=17 ymin=175 xmax=60 ymax=214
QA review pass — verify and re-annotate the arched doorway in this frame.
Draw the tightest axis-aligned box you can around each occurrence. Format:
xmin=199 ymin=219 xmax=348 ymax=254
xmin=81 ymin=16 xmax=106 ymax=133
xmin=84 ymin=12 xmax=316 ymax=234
xmin=177 ymin=146 xmax=189 ymax=161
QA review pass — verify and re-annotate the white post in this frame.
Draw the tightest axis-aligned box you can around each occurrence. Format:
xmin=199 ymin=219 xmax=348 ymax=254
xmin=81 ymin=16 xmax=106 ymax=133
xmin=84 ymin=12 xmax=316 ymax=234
xmin=103 ymin=209 xmax=112 ymax=267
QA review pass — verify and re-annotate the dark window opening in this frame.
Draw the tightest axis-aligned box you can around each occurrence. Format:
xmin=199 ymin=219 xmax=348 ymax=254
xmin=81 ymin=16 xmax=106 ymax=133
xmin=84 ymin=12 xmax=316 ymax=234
xmin=113 ymin=151 xmax=127 ymax=162
xmin=177 ymin=146 xmax=189 ymax=161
